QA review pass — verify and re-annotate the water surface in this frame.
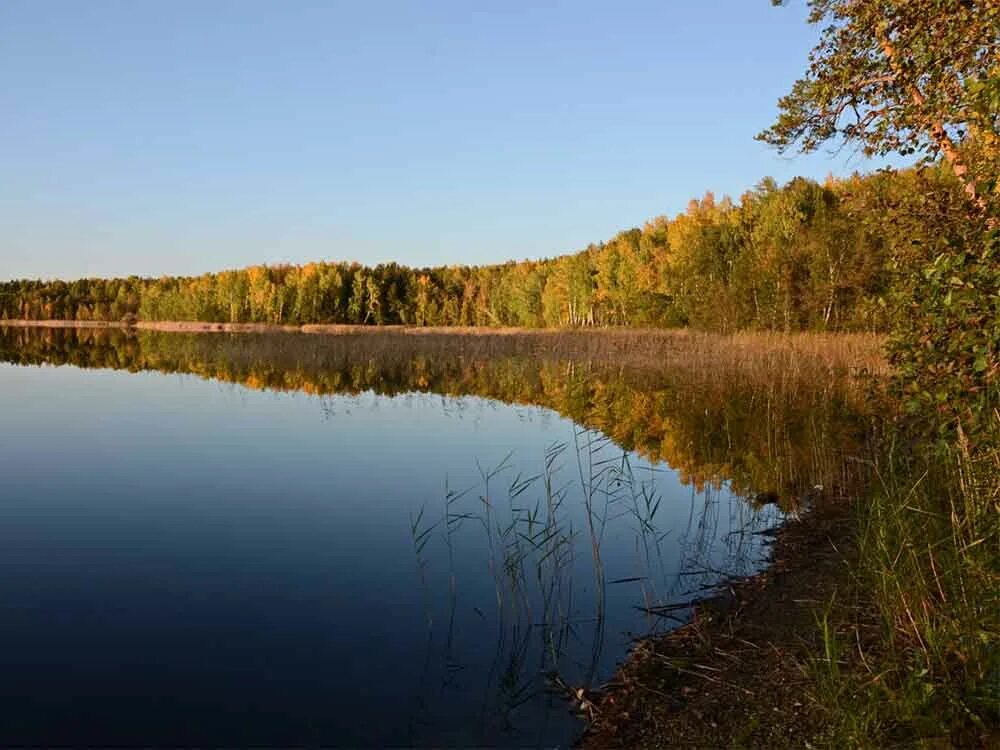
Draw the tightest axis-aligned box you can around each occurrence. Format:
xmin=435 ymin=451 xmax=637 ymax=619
xmin=0 ymin=328 xmax=866 ymax=746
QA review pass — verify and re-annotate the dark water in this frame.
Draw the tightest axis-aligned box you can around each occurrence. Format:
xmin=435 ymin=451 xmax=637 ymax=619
xmin=0 ymin=328 xmax=866 ymax=746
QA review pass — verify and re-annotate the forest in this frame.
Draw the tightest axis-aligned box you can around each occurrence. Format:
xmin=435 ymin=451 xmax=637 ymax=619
xmin=1 ymin=0 xmax=998 ymax=746
xmin=0 ymin=166 xmax=960 ymax=333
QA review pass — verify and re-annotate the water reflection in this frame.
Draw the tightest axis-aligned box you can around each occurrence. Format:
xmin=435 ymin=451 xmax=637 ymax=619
xmin=0 ymin=326 xmax=870 ymax=746
xmin=0 ymin=326 xmax=871 ymax=509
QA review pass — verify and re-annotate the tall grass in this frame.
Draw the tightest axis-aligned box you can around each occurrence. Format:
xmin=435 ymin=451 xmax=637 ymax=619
xmin=1 ymin=322 xmax=887 ymax=381
xmin=811 ymin=422 xmax=1000 ymax=746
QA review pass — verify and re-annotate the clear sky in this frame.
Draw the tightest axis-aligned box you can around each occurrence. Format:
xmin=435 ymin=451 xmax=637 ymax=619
xmin=1 ymin=1 xmax=897 ymax=281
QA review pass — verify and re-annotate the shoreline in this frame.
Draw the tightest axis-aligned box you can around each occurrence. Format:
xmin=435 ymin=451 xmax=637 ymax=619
xmin=0 ymin=320 xmax=890 ymax=379
xmin=0 ymin=317 xmax=888 ymax=347
xmin=581 ymin=494 xmax=857 ymax=748
xmin=1 ymin=319 xmax=686 ymax=336
xmin=0 ymin=318 xmax=883 ymax=337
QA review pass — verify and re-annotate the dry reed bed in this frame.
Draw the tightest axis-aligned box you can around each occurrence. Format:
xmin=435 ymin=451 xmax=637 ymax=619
xmin=0 ymin=320 xmax=888 ymax=380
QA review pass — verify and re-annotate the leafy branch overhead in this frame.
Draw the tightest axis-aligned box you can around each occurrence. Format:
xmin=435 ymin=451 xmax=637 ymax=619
xmin=760 ymin=0 xmax=999 ymax=210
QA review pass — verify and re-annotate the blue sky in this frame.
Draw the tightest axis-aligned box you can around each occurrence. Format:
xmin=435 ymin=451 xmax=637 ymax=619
xmin=1 ymin=1 xmax=896 ymax=280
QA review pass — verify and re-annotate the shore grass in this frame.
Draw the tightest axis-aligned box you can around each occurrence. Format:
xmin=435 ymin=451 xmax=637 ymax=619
xmin=585 ymin=423 xmax=998 ymax=749
xmin=0 ymin=320 xmax=887 ymax=379
xmin=810 ymin=429 xmax=1000 ymax=748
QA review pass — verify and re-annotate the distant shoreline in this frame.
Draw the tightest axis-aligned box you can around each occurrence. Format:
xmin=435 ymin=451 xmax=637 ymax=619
xmin=0 ymin=319 xmax=565 ymax=336
xmin=0 ymin=318 xmax=888 ymax=340
xmin=0 ymin=319 xmax=889 ymax=371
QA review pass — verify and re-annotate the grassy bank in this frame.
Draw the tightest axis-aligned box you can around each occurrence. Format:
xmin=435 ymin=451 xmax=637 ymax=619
xmin=809 ymin=433 xmax=999 ymax=747
xmin=584 ymin=419 xmax=999 ymax=748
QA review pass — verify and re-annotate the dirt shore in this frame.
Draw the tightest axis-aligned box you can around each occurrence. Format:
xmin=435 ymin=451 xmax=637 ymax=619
xmin=580 ymin=495 xmax=856 ymax=749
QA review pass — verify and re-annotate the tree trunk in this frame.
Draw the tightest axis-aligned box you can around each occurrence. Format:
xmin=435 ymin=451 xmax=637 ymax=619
xmin=877 ymin=31 xmax=990 ymax=216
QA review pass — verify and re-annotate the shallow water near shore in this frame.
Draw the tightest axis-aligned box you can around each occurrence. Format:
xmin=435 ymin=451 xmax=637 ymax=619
xmin=0 ymin=327 xmax=869 ymax=746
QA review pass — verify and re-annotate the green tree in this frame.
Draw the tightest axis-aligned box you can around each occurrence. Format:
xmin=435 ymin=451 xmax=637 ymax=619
xmin=763 ymin=0 xmax=1000 ymax=437
xmin=759 ymin=0 xmax=999 ymax=213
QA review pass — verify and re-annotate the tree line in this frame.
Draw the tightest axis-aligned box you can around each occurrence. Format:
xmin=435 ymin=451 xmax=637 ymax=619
xmin=0 ymin=166 xmax=963 ymax=333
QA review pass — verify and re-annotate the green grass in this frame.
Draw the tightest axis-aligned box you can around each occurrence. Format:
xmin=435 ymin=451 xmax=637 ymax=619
xmin=809 ymin=427 xmax=1000 ymax=747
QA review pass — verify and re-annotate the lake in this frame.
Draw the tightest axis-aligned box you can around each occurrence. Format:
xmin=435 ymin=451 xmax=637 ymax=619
xmin=0 ymin=327 xmax=868 ymax=746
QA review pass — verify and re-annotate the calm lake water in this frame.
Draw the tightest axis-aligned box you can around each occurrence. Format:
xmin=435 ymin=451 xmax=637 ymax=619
xmin=0 ymin=328 xmax=866 ymax=746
